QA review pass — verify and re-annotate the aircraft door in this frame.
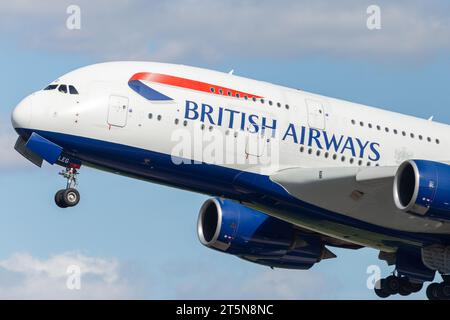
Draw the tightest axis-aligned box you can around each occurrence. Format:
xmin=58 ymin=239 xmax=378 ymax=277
xmin=107 ymin=95 xmax=129 ymax=128
xmin=306 ymin=99 xmax=325 ymax=130
xmin=245 ymin=133 xmax=266 ymax=157
xmin=245 ymin=128 xmax=268 ymax=158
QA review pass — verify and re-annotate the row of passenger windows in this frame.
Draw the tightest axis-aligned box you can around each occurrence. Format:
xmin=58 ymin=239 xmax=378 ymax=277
xmin=299 ymin=145 xmax=378 ymax=167
xmin=149 ymin=113 xmax=264 ymax=139
xmin=209 ymin=87 xmax=290 ymax=110
xmin=148 ymin=113 xmax=378 ymax=165
xmin=44 ymin=84 xmax=79 ymax=95
xmin=351 ymin=119 xmax=440 ymax=144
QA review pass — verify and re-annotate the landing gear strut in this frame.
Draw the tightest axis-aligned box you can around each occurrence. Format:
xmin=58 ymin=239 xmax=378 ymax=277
xmin=374 ymin=274 xmax=423 ymax=299
xmin=54 ymin=167 xmax=80 ymax=208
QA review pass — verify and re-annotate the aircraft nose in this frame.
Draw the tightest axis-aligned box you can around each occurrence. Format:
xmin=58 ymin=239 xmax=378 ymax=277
xmin=11 ymin=96 xmax=33 ymax=129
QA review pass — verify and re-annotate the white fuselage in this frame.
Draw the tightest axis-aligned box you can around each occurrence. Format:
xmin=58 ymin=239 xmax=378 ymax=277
xmin=11 ymin=61 xmax=450 ymax=249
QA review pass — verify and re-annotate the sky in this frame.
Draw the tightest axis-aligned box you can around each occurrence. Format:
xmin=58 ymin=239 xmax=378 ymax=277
xmin=0 ymin=0 xmax=450 ymax=299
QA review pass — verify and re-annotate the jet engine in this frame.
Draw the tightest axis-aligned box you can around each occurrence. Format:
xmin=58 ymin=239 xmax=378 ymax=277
xmin=394 ymin=160 xmax=450 ymax=221
xmin=197 ymin=198 xmax=335 ymax=269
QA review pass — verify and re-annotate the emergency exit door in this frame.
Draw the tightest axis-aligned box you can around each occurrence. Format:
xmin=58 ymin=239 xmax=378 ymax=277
xmin=306 ymin=99 xmax=325 ymax=130
xmin=107 ymin=95 xmax=129 ymax=128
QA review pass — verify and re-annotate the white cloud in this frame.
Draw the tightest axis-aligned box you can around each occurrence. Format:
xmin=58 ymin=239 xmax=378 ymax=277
xmin=166 ymin=255 xmax=338 ymax=299
xmin=0 ymin=1 xmax=449 ymax=62
xmin=0 ymin=252 xmax=139 ymax=299
xmin=0 ymin=251 xmax=343 ymax=299
xmin=238 ymin=269 xmax=332 ymax=300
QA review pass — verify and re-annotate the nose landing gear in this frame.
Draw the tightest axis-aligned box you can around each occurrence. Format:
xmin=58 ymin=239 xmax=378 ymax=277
xmin=55 ymin=167 xmax=80 ymax=208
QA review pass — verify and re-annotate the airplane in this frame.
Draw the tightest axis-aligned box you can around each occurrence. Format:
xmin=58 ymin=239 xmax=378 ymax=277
xmin=10 ymin=61 xmax=450 ymax=300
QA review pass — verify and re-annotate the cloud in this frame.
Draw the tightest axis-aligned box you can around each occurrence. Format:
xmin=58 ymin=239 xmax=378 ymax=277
xmin=238 ymin=269 xmax=333 ymax=299
xmin=1 ymin=1 xmax=450 ymax=62
xmin=175 ymin=268 xmax=336 ymax=300
xmin=0 ymin=251 xmax=341 ymax=299
xmin=0 ymin=252 xmax=140 ymax=299
xmin=163 ymin=255 xmax=338 ymax=299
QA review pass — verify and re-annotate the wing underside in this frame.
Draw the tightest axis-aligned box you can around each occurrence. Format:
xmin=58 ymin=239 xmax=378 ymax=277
xmin=270 ymin=166 xmax=447 ymax=234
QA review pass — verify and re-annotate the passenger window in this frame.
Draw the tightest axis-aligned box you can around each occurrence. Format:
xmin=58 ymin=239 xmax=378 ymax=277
xmin=44 ymin=84 xmax=58 ymax=91
xmin=58 ymin=85 xmax=67 ymax=93
xmin=69 ymin=85 xmax=79 ymax=95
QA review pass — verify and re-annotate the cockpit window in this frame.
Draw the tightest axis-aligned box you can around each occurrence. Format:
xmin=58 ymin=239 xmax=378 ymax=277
xmin=52 ymin=84 xmax=79 ymax=95
xmin=69 ymin=85 xmax=79 ymax=95
xmin=58 ymin=85 xmax=67 ymax=93
xmin=44 ymin=84 xmax=58 ymax=91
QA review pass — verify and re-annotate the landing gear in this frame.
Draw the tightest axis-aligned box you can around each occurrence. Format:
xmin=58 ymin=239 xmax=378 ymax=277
xmin=374 ymin=274 xmax=423 ymax=299
xmin=426 ymin=280 xmax=450 ymax=300
xmin=54 ymin=167 xmax=80 ymax=208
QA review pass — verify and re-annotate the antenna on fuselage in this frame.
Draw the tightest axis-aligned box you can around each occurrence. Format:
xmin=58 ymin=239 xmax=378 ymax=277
xmin=428 ymin=116 xmax=434 ymax=121
xmin=228 ymin=69 xmax=234 ymax=75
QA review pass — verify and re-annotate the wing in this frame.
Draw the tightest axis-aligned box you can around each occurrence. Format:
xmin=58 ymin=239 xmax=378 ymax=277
xmin=270 ymin=165 xmax=446 ymax=233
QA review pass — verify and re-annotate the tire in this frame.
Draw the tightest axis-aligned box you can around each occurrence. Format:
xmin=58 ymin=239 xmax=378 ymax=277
xmin=385 ymin=276 xmax=400 ymax=295
xmin=374 ymin=279 xmax=390 ymax=298
xmin=375 ymin=287 xmax=390 ymax=299
xmin=438 ymin=282 xmax=450 ymax=300
xmin=54 ymin=190 xmax=68 ymax=208
xmin=426 ymin=283 xmax=440 ymax=300
xmin=62 ymin=188 xmax=80 ymax=207
xmin=398 ymin=285 xmax=411 ymax=296
xmin=398 ymin=278 xmax=412 ymax=296
xmin=409 ymin=282 xmax=423 ymax=293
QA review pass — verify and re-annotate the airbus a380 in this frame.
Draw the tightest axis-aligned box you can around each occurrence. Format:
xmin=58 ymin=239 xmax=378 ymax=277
xmin=10 ymin=61 xmax=450 ymax=299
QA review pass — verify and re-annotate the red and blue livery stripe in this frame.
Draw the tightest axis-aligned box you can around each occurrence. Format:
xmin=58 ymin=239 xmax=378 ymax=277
xmin=128 ymin=72 xmax=263 ymax=102
xmin=129 ymin=73 xmax=173 ymax=101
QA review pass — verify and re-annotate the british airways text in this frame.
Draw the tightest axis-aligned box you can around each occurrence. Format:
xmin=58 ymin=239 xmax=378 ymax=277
xmin=184 ymin=100 xmax=381 ymax=161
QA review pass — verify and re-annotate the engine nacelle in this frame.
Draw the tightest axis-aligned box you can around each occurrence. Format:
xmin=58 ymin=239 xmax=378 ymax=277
xmin=394 ymin=160 xmax=450 ymax=221
xmin=197 ymin=198 xmax=330 ymax=269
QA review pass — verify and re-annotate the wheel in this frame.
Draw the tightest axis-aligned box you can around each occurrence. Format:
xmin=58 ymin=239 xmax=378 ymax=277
xmin=374 ymin=287 xmax=390 ymax=298
xmin=374 ymin=279 xmax=390 ymax=298
xmin=398 ymin=278 xmax=413 ymax=296
xmin=62 ymin=188 xmax=80 ymax=207
xmin=54 ymin=190 xmax=68 ymax=208
xmin=426 ymin=283 xmax=440 ymax=300
xmin=409 ymin=282 xmax=423 ymax=293
xmin=385 ymin=276 xmax=400 ymax=295
xmin=398 ymin=285 xmax=411 ymax=296
xmin=437 ymin=282 xmax=450 ymax=300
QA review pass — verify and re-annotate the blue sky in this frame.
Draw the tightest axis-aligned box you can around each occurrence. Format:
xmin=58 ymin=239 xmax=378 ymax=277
xmin=0 ymin=0 xmax=450 ymax=299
